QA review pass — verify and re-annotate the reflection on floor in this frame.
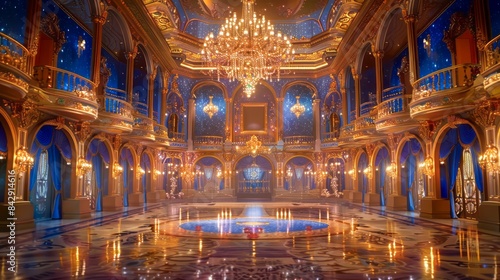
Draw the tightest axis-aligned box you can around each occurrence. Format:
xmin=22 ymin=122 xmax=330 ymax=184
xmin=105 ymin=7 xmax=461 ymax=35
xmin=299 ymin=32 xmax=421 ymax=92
xmin=1 ymin=201 xmax=499 ymax=279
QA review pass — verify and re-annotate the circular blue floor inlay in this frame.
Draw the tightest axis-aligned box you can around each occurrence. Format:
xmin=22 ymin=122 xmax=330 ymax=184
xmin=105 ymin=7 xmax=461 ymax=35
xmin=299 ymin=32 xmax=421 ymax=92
xmin=179 ymin=218 xmax=328 ymax=234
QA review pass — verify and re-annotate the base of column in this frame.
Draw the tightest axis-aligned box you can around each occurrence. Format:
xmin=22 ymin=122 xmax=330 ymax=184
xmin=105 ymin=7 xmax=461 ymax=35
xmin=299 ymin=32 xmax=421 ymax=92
xmin=0 ymin=201 xmax=35 ymax=232
xmin=477 ymin=201 xmax=500 ymax=231
xmin=419 ymin=197 xmax=450 ymax=219
xmin=146 ymin=190 xmax=164 ymax=203
xmin=62 ymin=198 xmax=92 ymax=219
xmin=343 ymin=190 xmax=363 ymax=203
xmin=128 ymin=192 xmax=144 ymax=206
xmin=103 ymin=195 xmax=123 ymax=211
xmin=386 ymin=195 xmax=407 ymax=211
xmin=364 ymin=193 xmax=381 ymax=206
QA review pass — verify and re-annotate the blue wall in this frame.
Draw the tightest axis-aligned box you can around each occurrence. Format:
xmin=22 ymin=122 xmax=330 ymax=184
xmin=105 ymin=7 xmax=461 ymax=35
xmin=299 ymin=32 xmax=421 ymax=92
xmin=194 ymin=85 xmax=226 ymax=137
xmin=102 ymin=49 xmax=127 ymax=91
xmin=283 ymin=85 xmax=314 ymax=137
xmin=0 ymin=0 xmax=28 ymax=44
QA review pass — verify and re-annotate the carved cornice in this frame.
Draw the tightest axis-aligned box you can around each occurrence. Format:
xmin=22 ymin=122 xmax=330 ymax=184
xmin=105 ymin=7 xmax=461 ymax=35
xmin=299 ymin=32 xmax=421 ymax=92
xmin=418 ymin=120 xmax=438 ymax=142
xmin=7 ymin=99 xmax=40 ymax=128
xmin=70 ymin=121 xmax=92 ymax=142
xmin=113 ymin=135 xmax=122 ymax=151
xmin=387 ymin=133 xmax=402 ymax=151
xmin=472 ymin=100 xmax=500 ymax=127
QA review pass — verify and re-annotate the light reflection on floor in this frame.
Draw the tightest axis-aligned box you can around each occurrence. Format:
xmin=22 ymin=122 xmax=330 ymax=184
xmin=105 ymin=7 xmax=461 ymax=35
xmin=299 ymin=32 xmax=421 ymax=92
xmin=1 ymin=201 xmax=499 ymax=279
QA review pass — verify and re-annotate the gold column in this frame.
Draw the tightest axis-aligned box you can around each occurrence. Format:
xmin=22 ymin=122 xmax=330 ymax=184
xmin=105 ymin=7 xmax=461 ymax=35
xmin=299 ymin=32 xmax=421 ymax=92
xmin=373 ymin=50 xmax=384 ymax=104
xmin=91 ymin=13 xmax=107 ymax=85
xmin=125 ymin=50 xmax=137 ymax=103
xmin=148 ymin=71 xmax=156 ymax=119
xmin=403 ymin=11 xmax=419 ymax=84
xmin=352 ymin=68 xmax=361 ymax=118
xmin=187 ymin=98 xmax=195 ymax=151
xmin=25 ymin=0 xmax=42 ymax=75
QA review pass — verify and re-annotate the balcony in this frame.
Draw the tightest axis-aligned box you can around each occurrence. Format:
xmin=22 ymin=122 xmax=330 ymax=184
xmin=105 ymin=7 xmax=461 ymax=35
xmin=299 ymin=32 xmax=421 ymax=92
xmin=129 ymin=113 xmax=155 ymax=142
xmin=321 ymin=132 xmax=339 ymax=149
xmin=33 ymin=65 xmax=98 ymax=121
xmin=376 ymin=86 xmax=418 ymax=133
xmin=0 ymin=33 xmax=30 ymax=100
xmin=283 ymin=135 xmax=315 ymax=151
xmin=482 ymin=34 xmax=500 ymax=97
xmin=338 ymin=123 xmax=355 ymax=147
xmin=92 ymin=89 xmax=134 ymax=134
xmin=410 ymin=64 xmax=480 ymax=120
xmin=194 ymin=136 xmax=224 ymax=151
xmin=169 ymin=132 xmax=187 ymax=149
xmin=153 ymin=124 xmax=170 ymax=147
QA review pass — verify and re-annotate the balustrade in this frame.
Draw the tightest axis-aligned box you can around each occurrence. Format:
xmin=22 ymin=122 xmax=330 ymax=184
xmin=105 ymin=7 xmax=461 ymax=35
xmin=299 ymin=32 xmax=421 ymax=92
xmin=412 ymin=64 xmax=480 ymax=101
xmin=194 ymin=136 xmax=224 ymax=145
xmin=33 ymin=65 xmax=96 ymax=101
xmin=0 ymin=32 xmax=29 ymax=73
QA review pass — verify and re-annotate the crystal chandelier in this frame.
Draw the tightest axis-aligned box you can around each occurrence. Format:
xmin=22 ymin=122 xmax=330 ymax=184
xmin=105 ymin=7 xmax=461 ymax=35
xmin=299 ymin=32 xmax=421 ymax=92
xmin=201 ymin=0 xmax=294 ymax=98
xmin=203 ymin=95 xmax=219 ymax=118
xmin=290 ymin=95 xmax=305 ymax=118
xmin=479 ymin=144 xmax=499 ymax=172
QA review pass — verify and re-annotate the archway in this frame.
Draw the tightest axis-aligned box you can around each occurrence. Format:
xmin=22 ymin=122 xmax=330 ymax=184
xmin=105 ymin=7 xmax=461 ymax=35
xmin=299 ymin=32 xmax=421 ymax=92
xmin=235 ymin=156 xmax=273 ymax=201
xmin=400 ymin=138 xmax=424 ymax=211
xmin=119 ymin=147 xmax=135 ymax=207
xmin=284 ymin=157 xmax=315 ymax=193
xmin=85 ymin=139 xmax=111 ymax=211
xmin=29 ymin=125 xmax=73 ymax=220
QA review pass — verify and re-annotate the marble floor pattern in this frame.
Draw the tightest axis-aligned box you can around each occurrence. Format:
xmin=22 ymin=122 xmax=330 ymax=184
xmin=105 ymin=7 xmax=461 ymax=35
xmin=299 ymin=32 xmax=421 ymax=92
xmin=1 ymin=201 xmax=499 ymax=280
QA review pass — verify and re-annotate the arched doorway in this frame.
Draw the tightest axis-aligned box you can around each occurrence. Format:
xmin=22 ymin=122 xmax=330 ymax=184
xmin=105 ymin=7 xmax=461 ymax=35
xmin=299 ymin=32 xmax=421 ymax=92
xmin=193 ymin=157 xmax=224 ymax=199
xmin=438 ymin=124 xmax=484 ymax=219
xmin=85 ymin=139 xmax=111 ymax=211
xmin=400 ymin=138 xmax=425 ymax=211
xmin=235 ymin=156 xmax=273 ymax=201
xmin=374 ymin=147 xmax=390 ymax=206
xmin=140 ymin=153 xmax=152 ymax=204
xmin=29 ymin=125 xmax=73 ymax=220
xmin=357 ymin=153 xmax=368 ymax=203
xmin=120 ymin=147 xmax=134 ymax=207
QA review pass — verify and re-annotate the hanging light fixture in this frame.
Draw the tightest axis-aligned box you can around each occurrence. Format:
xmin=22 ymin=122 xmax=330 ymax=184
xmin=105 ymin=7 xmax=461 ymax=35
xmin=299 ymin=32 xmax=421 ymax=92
xmin=15 ymin=147 xmax=34 ymax=173
xmin=201 ymin=0 xmax=295 ymax=98
xmin=76 ymin=157 xmax=92 ymax=177
xmin=363 ymin=165 xmax=373 ymax=179
xmin=479 ymin=144 xmax=499 ymax=172
xmin=419 ymin=156 xmax=434 ymax=177
xmin=290 ymin=95 xmax=305 ymax=118
xmin=203 ymin=95 xmax=219 ymax=118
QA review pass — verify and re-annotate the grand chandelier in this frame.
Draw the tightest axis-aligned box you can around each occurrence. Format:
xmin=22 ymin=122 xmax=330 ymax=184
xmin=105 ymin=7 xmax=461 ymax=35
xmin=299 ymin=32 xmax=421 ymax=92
xmin=203 ymin=95 xmax=219 ymax=118
xmin=290 ymin=95 xmax=305 ymax=118
xmin=201 ymin=0 xmax=294 ymax=98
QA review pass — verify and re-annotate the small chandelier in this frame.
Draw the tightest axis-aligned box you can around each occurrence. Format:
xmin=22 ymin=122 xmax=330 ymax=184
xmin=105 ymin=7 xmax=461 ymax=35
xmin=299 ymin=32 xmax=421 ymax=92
xmin=201 ymin=0 xmax=294 ymax=98
xmin=290 ymin=96 xmax=305 ymax=118
xmin=479 ymin=144 xmax=499 ymax=172
xmin=15 ymin=147 xmax=34 ymax=173
xmin=386 ymin=162 xmax=397 ymax=178
xmin=236 ymin=135 xmax=271 ymax=157
xmin=76 ymin=157 xmax=92 ymax=177
xmin=203 ymin=95 xmax=219 ymax=119
xmin=419 ymin=156 xmax=434 ymax=177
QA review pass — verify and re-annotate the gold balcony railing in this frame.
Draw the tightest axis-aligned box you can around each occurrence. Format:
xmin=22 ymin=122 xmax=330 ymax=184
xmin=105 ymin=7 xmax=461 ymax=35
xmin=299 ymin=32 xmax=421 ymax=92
xmin=354 ymin=115 xmax=375 ymax=131
xmin=194 ymin=136 xmax=224 ymax=145
xmin=101 ymin=95 xmax=133 ymax=119
xmin=412 ymin=64 xmax=480 ymax=102
xmin=339 ymin=123 xmax=355 ymax=138
xmin=233 ymin=134 xmax=273 ymax=145
xmin=33 ymin=65 xmax=96 ymax=101
xmin=321 ymin=131 xmax=338 ymax=142
xmin=483 ymin=34 xmax=500 ymax=70
xmin=377 ymin=92 xmax=411 ymax=120
xmin=283 ymin=135 xmax=315 ymax=145
xmin=170 ymin=132 xmax=186 ymax=142
xmin=0 ymin=32 xmax=29 ymax=73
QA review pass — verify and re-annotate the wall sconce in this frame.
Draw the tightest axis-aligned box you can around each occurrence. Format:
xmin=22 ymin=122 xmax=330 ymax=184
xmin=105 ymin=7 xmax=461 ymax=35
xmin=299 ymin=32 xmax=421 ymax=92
xmin=76 ymin=157 xmax=92 ymax=178
xmin=419 ymin=156 xmax=434 ymax=177
xmin=423 ymin=34 xmax=431 ymax=57
xmin=386 ymin=162 xmax=397 ymax=178
xmin=0 ymin=151 xmax=6 ymax=160
xmin=363 ymin=165 xmax=373 ymax=179
xmin=113 ymin=162 xmax=123 ymax=178
xmin=136 ymin=166 xmax=145 ymax=178
xmin=78 ymin=36 xmax=86 ymax=58
xmin=479 ymin=144 xmax=499 ymax=173
xmin=15 ymin=147 xmax=34 ymax=174
xmin=154 ymin=169 xmax=161 ymax=180
xmin=347 ymin=169 xmax=356 ymax=180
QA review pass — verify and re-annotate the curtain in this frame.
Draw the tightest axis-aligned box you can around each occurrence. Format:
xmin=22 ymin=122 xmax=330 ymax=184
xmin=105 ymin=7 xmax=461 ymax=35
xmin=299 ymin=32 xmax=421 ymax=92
xmin=379 ymin=160 xmax=386 ymax=206
xmin=447 ymin=145 xmax=462 ymax=219
xmin=471 ymin=144 xmax=484 ymax=193
xmin=48 ymin=145 xmax=62 ymax=219
xmin=407 ymin=154 xmax=416 ymax=211
xmin=29 ymin=149 xmax=42 ymax=193
xmin=121 ymin=158 xmax=128 ymax=207
xmin=92 ymin=156 xmax=102 ymax=211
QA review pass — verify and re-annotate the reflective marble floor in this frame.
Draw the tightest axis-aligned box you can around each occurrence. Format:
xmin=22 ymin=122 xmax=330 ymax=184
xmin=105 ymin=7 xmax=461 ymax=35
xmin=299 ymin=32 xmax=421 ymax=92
xmin=1 ymin=201 xmax=499 ymax=279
